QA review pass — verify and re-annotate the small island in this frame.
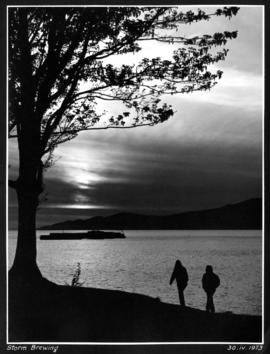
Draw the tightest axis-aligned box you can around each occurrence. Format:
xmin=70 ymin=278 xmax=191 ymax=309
xmin=40 ymin=230 xmax=126 ymax=240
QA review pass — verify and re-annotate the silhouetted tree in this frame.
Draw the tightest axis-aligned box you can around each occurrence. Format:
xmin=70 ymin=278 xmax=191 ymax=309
xmin=8 ymin=6 xmax=239 ymax=282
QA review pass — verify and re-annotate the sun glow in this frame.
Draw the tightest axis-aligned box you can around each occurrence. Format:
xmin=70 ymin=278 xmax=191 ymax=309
xmin=75 ymin=171 xmax=102 ymax=189
xmin=42 ymin=203 xmax=109 ymax=209
xmin=64 ymin=160 xmax=105 ymax=189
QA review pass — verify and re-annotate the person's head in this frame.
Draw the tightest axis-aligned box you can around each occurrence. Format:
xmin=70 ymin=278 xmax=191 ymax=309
xmin=176 ymin=259 xmax=182 ymax=267
xmin=206 ymin=265 xmax=213 ymax=273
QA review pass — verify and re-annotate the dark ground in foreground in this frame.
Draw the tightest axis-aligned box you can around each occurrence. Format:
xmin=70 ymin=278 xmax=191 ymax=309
xmin=9 ymin=278 xmax=262 ymax=343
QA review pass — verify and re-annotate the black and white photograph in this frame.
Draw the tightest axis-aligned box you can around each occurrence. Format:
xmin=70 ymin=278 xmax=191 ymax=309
xmin=2 ymin=2 xmax=269 ymax=353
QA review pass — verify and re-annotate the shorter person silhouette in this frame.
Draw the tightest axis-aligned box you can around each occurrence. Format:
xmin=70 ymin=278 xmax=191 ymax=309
xmin=169 ymin=260 xmax=189 ymax=306
xmin=202 ymin=265 xmax=220 ymax=313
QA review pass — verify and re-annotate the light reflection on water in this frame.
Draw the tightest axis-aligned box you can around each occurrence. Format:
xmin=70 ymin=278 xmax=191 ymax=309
xmin=8 ymin=230 xmax=262 ymax=315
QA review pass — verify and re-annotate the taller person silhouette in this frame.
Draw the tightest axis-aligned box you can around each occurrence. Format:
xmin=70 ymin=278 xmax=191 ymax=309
xmin=169 ymin=260 xmax=189 ymax=306
xmin=202 ymin=265 xmax=220 ymax=313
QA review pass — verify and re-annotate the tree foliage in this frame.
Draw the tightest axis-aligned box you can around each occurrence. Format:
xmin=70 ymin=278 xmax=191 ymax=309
xmin=9 ymin=6 xmax=239 ymax=170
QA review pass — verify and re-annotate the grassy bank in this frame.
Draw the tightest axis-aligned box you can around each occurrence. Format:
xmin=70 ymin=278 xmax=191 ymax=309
xmin=9 ymin=278 xmax=262 ymax=342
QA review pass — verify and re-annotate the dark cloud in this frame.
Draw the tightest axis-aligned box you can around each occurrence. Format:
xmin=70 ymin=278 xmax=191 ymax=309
xmin=9 ymin=135 xmax=261 ymax=228
xmin=8 ymin=105 xmax=262 ymax=227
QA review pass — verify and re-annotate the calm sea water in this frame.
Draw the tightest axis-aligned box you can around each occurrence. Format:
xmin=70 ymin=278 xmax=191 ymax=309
xmin=8 ymin=230 xmax=262 ymax=315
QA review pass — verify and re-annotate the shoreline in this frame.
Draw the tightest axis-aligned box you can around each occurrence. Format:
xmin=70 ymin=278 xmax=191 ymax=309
xmin=9 ymin=278 xmax=262 ymax=343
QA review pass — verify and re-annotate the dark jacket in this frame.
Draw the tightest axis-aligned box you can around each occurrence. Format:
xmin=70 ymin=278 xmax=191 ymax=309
xmin=202 ymin=270 xmax=220 ymax=294
xmin=170 ymin=261 xmax=189 ymax=289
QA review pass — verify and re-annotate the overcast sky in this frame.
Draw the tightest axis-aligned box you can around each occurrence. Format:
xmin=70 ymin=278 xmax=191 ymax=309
xmin=8 ymin=6 xmax=263 ymax=228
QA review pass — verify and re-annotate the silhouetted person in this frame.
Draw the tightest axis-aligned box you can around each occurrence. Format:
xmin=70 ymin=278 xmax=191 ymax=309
xmin=202 ymin=265 xmax=220 ymax=313
xmin=169 ymin=260 xmax=189 ymax=306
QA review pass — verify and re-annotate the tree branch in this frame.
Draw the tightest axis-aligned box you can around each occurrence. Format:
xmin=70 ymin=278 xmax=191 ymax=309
xmin=48 ymin=122 xmax=156 ymax=136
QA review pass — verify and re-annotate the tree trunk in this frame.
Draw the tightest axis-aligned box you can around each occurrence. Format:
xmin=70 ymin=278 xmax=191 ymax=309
xmin=9 ymin=9 xmax=45 ymax=285
xmin=9 ymin=160 xmax=44 ymax=285
xmin=9 ymin=192 xmax=42 ymax=283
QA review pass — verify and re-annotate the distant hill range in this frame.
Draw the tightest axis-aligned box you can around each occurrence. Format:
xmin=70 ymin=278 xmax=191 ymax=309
xmin=40 ymin=198 xmax=262 ymax=230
